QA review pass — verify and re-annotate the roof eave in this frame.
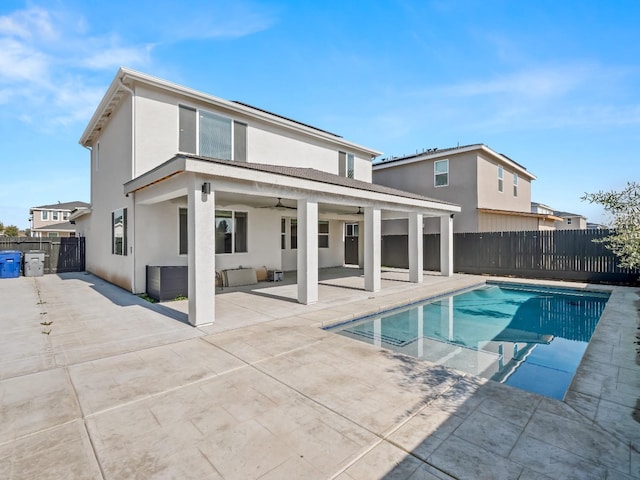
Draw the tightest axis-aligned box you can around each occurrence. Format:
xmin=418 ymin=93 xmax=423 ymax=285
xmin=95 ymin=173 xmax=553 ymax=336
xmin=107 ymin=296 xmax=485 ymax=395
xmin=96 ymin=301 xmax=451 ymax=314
xmin=80 ymin=67 xmax=382 ymax=158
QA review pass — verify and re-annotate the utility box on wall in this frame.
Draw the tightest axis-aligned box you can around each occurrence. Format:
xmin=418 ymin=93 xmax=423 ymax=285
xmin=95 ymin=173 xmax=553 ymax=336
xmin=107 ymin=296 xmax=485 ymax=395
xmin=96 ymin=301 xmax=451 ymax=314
xmin=24 ymin=251 xmax=45 ymax=277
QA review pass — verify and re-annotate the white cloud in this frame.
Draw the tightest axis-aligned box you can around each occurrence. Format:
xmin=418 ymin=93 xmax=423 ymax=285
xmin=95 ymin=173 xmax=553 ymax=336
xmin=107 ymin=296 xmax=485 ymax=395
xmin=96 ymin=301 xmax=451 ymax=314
xmin=0 ymin=38 xmax=49 ymax=82
xmin=0 ymin=5 xmax=153 ymax=129
xmin=82 ymin=43 xmax=155 ymax=70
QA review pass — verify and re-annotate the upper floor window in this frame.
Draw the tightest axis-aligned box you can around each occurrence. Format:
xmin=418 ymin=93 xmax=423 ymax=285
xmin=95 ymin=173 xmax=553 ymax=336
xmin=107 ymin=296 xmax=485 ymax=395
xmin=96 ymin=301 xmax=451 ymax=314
xmin=52 ymin=211 xmax=59 ymax=221
xmin=63 ymin=212 xmax=69 ymax=221
xmin=215 ymin=210 xmax=248 ymax=254
xmin=112 ymin=208 xmax=127 ymax=255
xmin=513 ymin=173 xmax=518 ymax=197
xmin=498 ymin=166 xmax=504 ymax=192
xmin=567 ymin=218 xmax=572 ymax=225
xmin=179 ymin=105 xmax=247 ymax=162
xmin=434 ymin=159 xmax=448 ymax=187
xmin=41 ymin=210 xmax=48 ymax=221
xmin=339 ymin=152 xmax=355 ymax=179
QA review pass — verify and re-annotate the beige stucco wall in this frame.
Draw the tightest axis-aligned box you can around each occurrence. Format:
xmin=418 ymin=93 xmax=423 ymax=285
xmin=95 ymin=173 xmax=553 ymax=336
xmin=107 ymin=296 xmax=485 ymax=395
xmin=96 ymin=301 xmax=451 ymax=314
xmin=555 ymin=216 xmax=587 ymax=230
xmin=374 ymin=149 xmax=538 ymax=234
xmin=374 ymin=151 xmax=478 ymax=233
xmin=478 ymin=212 xmax=542 ymax=232
xmin=83 ymin=96 xmax=134 ymax=290
xmin=476 ymin=153 xmax=531 ymax=213
xmin=133 ymin=84 xmax=373 ymax=181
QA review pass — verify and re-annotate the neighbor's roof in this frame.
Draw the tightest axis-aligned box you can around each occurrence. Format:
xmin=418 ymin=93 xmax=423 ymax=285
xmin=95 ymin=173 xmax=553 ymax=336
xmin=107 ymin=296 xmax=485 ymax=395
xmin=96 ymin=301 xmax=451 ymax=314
xmin=80 ymin=67 xmax=382 ymax=157
xmin=31 ymin=221 xmax=76 ymax=232
xmin=373 ymin=143 xmax=536 ymax=180
xmin=30 ymin=201 xmax=89 ymax=212
xmin=553 ymin=210 xmax=586 ymax=219
xmin=478 ymin=208 xmax=563 ymax=222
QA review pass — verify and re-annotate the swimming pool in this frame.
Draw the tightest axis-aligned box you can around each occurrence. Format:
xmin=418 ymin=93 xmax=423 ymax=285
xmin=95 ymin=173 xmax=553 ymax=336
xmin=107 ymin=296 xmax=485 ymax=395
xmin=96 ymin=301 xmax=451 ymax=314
xmin=327 ymin=283 xmax=609 ymax=399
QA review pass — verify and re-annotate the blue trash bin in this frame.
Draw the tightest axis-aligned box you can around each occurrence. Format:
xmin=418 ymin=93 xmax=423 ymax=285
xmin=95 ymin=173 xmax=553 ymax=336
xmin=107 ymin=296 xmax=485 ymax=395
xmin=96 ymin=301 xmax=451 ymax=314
xmin=0 ymin=250 xmax=22 ymax=278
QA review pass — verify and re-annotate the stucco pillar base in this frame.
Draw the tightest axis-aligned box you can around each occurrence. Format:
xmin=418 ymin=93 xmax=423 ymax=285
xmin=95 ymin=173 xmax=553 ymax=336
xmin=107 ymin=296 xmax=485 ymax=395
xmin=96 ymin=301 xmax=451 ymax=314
xmin=440 ymin=214 xmax=454 ymax=277
xmin=364 ymin=207 xmax=381 ymax=292
xmin=188 ymin=176 xmax=216 ymax=326
xmin=409 ymin=212 xmax=423 ymax=283
xmin=297 ymin=199 xmax=318 ymax=304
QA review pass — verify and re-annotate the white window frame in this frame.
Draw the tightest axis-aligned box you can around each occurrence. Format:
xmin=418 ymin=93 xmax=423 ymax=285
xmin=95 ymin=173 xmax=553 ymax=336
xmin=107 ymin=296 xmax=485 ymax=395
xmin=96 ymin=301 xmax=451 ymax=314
xmin=178 ymin=207 xmax=188 ymax=255
xmin=318 ymin=220 xmax=329 ymax=248
xmin=289 ymin=218 xmax=329 ymax=249
xmin=112 ymin=208 xmax=127 ymax=256
xmin=567 ymin=218 xmax=572 ymax=225
xmin=52 ymin=211 xmax=59 ymax=221
xmin=41 ymin=210 xmax=48 ymax=221
xmin=513 ymin=173 xmax=518 ymax=197
xmin=63 ymin=212 xmax=69 ymax=221
xmin=434 ymin=159 xmax=449 ymax=187
xmin=215 ymin=210 xmax=248 ymax=255
xmin=498 ymin=166 xmax=504 ymax=193
xmin=178 ymin=104 xmax=238 ymax=161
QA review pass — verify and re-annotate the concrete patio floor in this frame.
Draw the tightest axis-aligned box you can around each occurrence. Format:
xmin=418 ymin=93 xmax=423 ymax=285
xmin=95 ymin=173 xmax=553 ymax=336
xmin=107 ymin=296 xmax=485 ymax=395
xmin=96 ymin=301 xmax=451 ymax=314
xmin=0 ymin=268 xmax=638 ymax=479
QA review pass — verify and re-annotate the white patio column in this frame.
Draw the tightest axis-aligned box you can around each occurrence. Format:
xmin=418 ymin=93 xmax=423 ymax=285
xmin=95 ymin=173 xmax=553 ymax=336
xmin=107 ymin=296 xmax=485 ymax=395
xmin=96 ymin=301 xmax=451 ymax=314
xmin=364 ymin=207 xmax=381 ymax=292
xmin=409 ymin=211 xmax=423 ymax=283
xmin=440 ymin=214 xmax=454 ymax=277
xmin=357 ymin=220 xmax=364 ymax=268
xmin=297 ymin=199 xmax=318 ymax=304
xmin=187 ymin=176 xmax=216 ymax=326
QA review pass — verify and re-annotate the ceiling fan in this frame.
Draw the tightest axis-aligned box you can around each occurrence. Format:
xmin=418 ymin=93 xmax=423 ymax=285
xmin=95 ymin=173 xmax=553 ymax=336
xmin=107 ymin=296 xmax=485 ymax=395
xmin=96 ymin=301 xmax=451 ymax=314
xmin=339 ymin=206 xmax=364 ymax=216
xmin=257 ymin=198 xmax=297 ymax=210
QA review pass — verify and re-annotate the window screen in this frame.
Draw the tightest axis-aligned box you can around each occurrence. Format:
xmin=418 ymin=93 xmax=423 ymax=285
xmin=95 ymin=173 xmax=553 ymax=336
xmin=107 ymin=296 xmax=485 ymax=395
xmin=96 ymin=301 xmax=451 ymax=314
xmin=200 ymin=111 xmax=232 ymax=160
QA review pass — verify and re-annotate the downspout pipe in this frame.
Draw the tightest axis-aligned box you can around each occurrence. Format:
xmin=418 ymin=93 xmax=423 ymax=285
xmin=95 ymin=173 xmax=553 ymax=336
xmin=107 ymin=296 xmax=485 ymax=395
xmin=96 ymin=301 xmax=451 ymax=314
xmin=119 ymin=78 xmax=138 ymax=293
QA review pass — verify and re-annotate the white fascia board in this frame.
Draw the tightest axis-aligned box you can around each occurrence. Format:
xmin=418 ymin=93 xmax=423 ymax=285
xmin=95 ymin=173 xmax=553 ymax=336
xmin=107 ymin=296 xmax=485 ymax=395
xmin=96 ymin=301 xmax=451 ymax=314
xmin=125 ymin=157 xmax=460 ymax=215
xmin=374 ymin=144 xmax=536 ymax=180
xmin=69 ymin=207 xmax=92 ymax=221
xmin=79 ymin=68 xmax=128 ymax=146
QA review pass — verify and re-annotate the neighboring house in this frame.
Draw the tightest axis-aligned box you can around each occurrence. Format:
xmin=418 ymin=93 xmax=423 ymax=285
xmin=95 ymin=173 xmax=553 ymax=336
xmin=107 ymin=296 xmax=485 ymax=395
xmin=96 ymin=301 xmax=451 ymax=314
xmin=29 ymin=201 xmax=89 ymax=238
xmin=72 ymin=68 xmax=460 ymax=326
xmin=531 ymin=202 xmax=588 ymax=230
xmin=553 ymin=210 xmax=587 ymax=230
xmin=373 ymin=144 xmax=561 ymax=233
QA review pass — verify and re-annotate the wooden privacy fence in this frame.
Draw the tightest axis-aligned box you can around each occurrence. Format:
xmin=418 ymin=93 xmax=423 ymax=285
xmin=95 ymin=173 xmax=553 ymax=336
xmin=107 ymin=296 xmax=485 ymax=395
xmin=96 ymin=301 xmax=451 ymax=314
xmin=0 ymin=237 xmax=85 ymax=274
xmin=381 ymin=229 xmax=640 ymax=285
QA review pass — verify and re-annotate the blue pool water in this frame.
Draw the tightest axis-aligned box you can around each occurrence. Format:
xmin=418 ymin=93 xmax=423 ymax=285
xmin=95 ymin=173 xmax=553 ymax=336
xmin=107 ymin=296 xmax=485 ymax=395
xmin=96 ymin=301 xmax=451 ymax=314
xmin=328 ymin=283 xmax=609 ymax=399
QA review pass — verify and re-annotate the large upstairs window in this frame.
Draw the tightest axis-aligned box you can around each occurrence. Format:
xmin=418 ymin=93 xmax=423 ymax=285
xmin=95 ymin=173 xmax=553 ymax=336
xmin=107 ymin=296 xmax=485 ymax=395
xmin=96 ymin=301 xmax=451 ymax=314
xmin=179 ymin=105 xmax=247 ymax=162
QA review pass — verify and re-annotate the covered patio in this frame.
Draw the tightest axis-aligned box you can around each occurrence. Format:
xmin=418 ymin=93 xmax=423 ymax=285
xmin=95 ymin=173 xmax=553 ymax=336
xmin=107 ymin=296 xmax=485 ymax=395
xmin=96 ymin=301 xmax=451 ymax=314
xmin=125 ymin=154 xmax=460 ymax=326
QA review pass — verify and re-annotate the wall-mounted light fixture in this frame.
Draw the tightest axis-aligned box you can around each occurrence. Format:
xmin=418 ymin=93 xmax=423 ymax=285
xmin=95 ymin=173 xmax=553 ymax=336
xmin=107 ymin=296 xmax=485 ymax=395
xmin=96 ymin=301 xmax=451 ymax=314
xmin=201 ymin=182 xmax=211 ymax=195
xmin=450 ymin=213 xmax=455 ymax=219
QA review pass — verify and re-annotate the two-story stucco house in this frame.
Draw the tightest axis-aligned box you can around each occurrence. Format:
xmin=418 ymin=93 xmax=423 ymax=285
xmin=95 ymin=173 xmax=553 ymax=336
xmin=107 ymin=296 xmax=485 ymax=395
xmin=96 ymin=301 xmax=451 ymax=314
xmin=72 ymin=68 xmax=460 ymax=326
xmin=29 ymin=201 xmax=89 ymax=237
xmin=373 ymin=144 xmax=560 ymax=234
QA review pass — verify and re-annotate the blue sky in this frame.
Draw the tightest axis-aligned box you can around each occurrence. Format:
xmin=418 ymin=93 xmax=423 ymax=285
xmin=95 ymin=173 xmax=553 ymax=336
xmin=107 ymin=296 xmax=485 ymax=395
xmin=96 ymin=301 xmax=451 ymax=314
xmin=1 ymin=0 xmax=639 ymax=229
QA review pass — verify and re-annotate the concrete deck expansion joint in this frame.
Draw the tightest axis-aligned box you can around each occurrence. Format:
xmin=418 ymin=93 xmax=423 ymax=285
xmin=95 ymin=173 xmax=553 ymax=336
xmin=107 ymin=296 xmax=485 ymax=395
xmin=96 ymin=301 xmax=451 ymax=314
xmin=0 ymin=271 xmax=638 ymax=479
